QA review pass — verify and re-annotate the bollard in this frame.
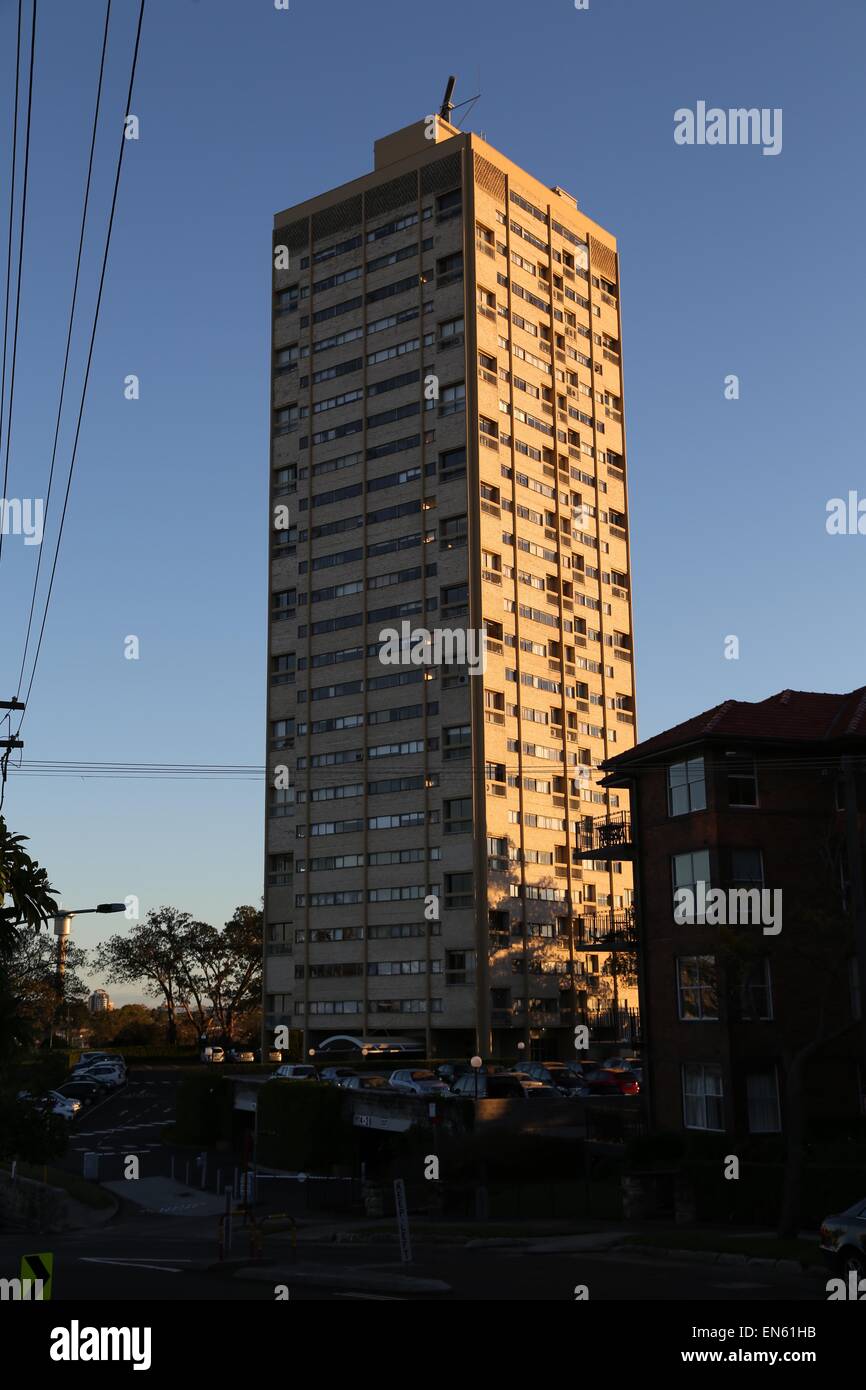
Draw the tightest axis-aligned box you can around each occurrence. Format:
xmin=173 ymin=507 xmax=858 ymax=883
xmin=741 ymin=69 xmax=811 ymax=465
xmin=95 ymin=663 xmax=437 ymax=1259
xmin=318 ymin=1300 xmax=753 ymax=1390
xmin=185 ymin=1161 xmax=191 ymax=1186
xmin=170 ymin=1155 xmax=175 ymax=1182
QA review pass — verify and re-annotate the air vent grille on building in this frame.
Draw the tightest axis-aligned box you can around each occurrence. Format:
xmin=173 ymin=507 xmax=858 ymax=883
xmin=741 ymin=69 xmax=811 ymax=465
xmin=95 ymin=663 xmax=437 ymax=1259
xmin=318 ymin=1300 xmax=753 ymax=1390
xmin=278 ymin=218 xmax=310 ymax=253
xmin=589 ymin=236 xmax=617 ymax=284
xmin=474 ymin=154 xmax=506 ymax=200
xmin=421 ymin=151 xmax=461 ymax=195
xmin=312 ymin=195 xmax=363 ymax=241
xmin=365 ymin=172 xmax=417 ymax=219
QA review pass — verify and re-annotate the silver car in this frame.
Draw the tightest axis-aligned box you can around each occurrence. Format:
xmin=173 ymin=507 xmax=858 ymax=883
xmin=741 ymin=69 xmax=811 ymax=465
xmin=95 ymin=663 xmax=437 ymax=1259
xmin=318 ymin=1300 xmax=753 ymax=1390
xmin=820 ymin=1197 xmax=866 ymax=1275
xmin=388 ymin=1068 xmax=450 ymax=1096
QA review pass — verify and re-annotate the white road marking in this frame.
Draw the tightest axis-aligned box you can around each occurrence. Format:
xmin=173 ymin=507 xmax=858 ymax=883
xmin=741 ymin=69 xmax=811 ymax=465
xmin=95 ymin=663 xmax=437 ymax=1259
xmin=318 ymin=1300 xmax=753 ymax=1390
xmin=332 ymin=1292 xmax=406 ymax=1300
xmin=79 ymin=1258 xmax=182 ymax=1273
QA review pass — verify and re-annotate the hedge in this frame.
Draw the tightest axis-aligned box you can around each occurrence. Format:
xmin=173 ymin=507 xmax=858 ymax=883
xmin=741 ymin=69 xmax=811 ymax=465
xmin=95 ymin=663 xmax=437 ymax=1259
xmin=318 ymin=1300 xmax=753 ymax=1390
xmin=256 ymin=1081 xmax=353 ymax=1170
xmin=173 ymin=1073 xmax=233 ymax=1145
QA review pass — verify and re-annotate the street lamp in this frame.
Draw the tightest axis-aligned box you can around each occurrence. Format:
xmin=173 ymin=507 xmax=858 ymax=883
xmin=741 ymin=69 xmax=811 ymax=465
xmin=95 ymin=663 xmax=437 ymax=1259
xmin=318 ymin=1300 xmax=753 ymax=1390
xmin=470 ymin=1053 xmax=482 ymax=1100
xmin=43 ymin=903 xmax=127 ymax=1047
xmin=516 ymin=1039 xmax=526 ymax=1069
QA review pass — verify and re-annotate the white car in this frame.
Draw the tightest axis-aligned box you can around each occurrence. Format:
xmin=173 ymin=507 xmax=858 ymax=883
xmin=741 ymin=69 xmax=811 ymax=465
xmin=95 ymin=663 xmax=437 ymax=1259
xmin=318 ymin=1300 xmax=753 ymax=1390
xmin=273 ymin=1063 xmax=317 ymax=1081
xmin=73 ymin=1064 xmax=125 ymax=1088
xmin=388 ymin=1068 xmax=451 ymax=1096
xmin=201 ymin=1045 xmax=225 ymax=1063
xmin=18 ymin=1090 xmax=80 ymax=1120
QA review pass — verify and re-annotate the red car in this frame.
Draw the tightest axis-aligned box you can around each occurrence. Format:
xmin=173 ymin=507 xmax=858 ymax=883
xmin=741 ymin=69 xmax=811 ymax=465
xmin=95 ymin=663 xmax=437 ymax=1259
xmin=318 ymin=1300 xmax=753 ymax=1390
xmin=583 ymin=1067 xmax=640 ymax=1097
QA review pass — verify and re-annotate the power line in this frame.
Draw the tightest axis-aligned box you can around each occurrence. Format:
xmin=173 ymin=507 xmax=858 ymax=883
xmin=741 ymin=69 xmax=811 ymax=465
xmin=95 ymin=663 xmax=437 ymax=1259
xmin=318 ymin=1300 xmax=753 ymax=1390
xmin=15 ymin=0 xmax=146 ymax=742
xmin=15 ymin=0 xmax=113 ymax=700
xmin=0 ymin=0 xmax=23 ymax=485
xmin=0 ymin=0 xmax=35 ymax=568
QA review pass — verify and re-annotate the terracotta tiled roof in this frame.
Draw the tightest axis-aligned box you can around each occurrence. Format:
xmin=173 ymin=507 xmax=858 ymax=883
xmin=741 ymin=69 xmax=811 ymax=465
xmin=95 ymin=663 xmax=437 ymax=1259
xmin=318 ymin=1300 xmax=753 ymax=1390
xmin=607 ymin=686 xmax=866 ymax=766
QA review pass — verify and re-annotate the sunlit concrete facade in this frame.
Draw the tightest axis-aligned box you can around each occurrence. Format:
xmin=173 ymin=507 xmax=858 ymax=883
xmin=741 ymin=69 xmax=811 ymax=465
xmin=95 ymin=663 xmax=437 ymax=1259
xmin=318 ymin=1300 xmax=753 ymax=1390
xmin=263 ymin=116 xmax=638 ymax=1060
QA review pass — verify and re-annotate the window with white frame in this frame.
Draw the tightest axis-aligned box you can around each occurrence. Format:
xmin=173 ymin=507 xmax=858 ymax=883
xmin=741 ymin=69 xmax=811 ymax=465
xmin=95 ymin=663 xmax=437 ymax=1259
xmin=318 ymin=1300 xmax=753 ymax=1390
xmin=682 ymin=1063 xmax=724 ymax=1131
xmin=676 ymin=956 xmax=719 ymax=1020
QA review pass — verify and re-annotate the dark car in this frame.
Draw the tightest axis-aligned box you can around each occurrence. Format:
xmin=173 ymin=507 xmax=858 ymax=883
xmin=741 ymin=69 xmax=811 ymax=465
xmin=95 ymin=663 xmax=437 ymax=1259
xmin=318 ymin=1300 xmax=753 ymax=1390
xmin=582 ymin=1068 xmax=640 ymax=1097
xmin=520 ymin=1061 xmax=585 ymax=1096
xmin=58 ymin=1080 xmax=105 ymax=1108
xmin=452 ymin=1071 xmax=527 ymax=1100
xmin=319 ymin=1066 xmax=359 ymax=1086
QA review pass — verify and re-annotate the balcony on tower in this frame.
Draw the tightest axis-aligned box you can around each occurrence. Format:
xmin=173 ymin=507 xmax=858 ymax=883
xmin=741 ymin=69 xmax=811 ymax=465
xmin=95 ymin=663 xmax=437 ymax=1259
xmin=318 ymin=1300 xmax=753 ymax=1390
xmin=573 ymin=810 xmax=634 ymax=859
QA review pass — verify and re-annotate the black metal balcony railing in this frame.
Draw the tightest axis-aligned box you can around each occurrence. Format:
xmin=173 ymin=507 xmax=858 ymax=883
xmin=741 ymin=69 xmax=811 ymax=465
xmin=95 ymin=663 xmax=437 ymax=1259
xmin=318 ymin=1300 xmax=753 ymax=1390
xmin=574 ymin=811 xmax=633 ymax=858
xmin=573 ymin=910 xmax=638 ymax=950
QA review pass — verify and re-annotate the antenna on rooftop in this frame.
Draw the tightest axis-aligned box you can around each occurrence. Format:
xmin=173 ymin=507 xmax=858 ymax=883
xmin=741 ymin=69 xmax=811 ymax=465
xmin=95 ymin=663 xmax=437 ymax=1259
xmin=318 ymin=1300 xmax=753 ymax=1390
xmin=438 ymin=75 xmax=482 ymax=131
xmin=439 ymin=75 xmax=457 ymax=122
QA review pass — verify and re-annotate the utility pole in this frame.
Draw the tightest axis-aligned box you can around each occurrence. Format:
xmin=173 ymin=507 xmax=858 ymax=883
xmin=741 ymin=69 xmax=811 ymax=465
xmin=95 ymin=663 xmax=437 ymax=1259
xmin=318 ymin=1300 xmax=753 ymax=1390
xmin=842 ymin=757 xmax=866 ymax=1068
xmin=0 ymin=698 xmax=25 ymax=754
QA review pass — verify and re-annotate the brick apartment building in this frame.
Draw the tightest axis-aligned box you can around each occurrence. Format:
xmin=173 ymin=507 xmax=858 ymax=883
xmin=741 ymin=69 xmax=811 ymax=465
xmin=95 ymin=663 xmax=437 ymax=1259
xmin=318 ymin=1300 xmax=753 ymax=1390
xmin=263 ymin=110 xmax=638 ymax=1058
xmin=600 ymin=687 xmax=866 ymax=1138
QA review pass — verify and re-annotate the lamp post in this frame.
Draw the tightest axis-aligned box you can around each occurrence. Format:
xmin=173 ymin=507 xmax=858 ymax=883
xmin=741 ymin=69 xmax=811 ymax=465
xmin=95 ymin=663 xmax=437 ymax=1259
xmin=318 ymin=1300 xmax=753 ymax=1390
xmin=42 ymin=903 xmax=127 ymax=1048
xmin=516 ymin=1039 xmax=526 ymax=1070
xmin=470 ymin=1053 xmax=482 ymax=1100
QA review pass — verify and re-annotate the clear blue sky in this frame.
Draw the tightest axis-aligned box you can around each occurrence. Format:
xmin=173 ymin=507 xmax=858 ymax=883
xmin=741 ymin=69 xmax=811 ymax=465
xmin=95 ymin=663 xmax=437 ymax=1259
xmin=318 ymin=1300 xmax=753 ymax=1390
xmin=0 ymin=0 xmax=863 ymax=1001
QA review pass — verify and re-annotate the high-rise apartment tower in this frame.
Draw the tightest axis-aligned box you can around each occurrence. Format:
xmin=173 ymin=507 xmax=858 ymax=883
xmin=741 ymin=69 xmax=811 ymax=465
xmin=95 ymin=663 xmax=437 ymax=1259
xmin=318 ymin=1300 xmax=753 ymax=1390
xmin=264 ymin=114 xmax=637 ymax=1059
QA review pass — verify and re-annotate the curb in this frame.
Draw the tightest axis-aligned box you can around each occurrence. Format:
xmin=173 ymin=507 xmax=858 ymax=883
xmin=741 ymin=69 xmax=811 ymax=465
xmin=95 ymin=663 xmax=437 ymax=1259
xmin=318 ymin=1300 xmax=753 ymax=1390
xmin=233 ymin=1262 xmax=452 ymax=1295
xmin=609 ymin=1243 xmax=823 ymax=1276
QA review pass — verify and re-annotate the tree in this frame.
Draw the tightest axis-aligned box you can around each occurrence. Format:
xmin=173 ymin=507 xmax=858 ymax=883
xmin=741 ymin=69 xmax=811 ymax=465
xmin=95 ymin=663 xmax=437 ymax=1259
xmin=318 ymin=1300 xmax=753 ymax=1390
xmin=95 ymin=908 xmax=193 ymax=1044
xmin=0 ymin=815 xmax=60 ymax=1064
xmin=7 ymin=929 xmax=89 ymax=1041
xmin=211 ymin=906 xmax=262 ymax=1042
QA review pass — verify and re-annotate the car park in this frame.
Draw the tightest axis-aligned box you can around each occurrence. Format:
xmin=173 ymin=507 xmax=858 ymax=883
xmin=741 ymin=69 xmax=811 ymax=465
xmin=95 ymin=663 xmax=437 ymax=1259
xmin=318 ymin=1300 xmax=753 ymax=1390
xmin=389 ymin=1068 xmax=451 ymax=1096
xmin=273 ymin=1063 xmax=317 ymax=1081
xmin=819 ymin=1198 xmax=866 ymax=1275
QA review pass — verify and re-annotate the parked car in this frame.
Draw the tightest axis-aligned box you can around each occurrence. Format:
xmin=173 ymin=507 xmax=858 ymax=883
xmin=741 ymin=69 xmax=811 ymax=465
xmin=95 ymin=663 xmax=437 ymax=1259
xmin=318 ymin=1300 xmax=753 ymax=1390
xmin=451 ymin=1071 xmax=528 ymax=1100
xmin=74 ymin=1052 xmax=126 ymax=1073
xmin=601 ymin=1056 xmax=642 ymax=1073
xmin=319 ymin=1066 xmax=358 ymax=1086
xmin=227 ymin=1048 xmax=255 ymax=1063
xmin=57 ymin=1080 xmax=104 ymax=1108
xmin=342 ymin=1074 xmax=393 ymax=1092
xmin=72 ymin=1063 xmax=125 ymax=1089
xmin=520 ymin=1062 xmax=585 ymax=1096
xmin=511 ymin=1072 xmax=559 ymax=1097
xmin=273 ymin=1063 xmax=317 ymax=1081
xmin=256 ymin=1048 xmax=283 ymax=1064
xmin=18 ymin=1090 xmax=79 ymax=1120
xmin=819 ymin=1198 xmax=866 ymax=1275
xmin=580 ymin=1068 xmax=640 ymax=1097
xmin=388 ymin=1068 xmax=450 ymax=1096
